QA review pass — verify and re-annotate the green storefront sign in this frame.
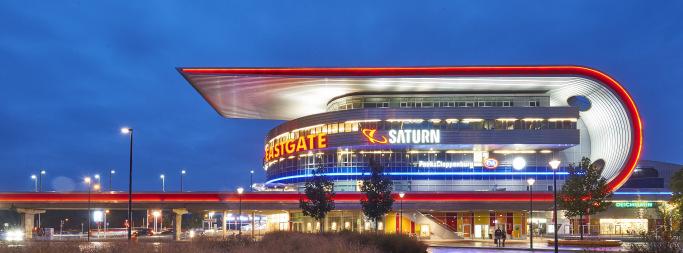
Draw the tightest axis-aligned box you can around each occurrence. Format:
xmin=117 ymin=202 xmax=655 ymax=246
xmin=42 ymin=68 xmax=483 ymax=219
xmin=614 ymin=202 xmax=655 ymax=208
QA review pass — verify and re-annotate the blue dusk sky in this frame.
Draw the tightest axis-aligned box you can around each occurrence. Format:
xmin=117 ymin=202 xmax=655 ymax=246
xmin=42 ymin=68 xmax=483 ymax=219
xmin=0 ymin=1 xmax=681 ymax=192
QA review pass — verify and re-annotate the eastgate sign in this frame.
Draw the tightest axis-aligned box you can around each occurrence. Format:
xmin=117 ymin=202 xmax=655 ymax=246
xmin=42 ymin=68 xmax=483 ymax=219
xmin=265 ymin=133 xmax=327 ymax=162
xmin=362 ymin=129 xmax=440 ymax=144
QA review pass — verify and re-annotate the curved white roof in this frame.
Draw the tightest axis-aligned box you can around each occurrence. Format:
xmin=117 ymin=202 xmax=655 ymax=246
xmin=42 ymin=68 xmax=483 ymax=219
xmin=179 ymin=66 xmax=642 ymax=192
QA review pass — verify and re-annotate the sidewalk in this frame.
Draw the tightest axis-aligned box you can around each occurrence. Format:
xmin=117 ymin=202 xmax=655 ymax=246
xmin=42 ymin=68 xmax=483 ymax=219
xmin=425 ymin=238 xmax=628 ymax=252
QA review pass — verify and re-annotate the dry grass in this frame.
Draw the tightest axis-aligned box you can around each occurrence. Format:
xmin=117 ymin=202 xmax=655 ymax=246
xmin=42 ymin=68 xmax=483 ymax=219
xmin=0 ymin=232 xmax=426 ymax=253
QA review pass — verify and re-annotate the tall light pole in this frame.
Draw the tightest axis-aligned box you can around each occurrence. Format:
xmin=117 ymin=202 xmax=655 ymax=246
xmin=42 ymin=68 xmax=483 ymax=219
xmin=104 ymin=210 xmax=109 ymax=238
xmin=94 ymin=174 xmax=101 ymax=191
xmin=237 ymin=187 xmax=244 ymax=236
xmin=250 ymin=170 xmax=254 ymax=192
xmin=121 ymin=127 xmax=133 ymax=241
xmin=39 ymin=170 xmax=46 ymax=192
xmin=85 ymin=177 xmax=92 ymax=241
xmin=31 ymin=175 xmax=37 ymax=192
xmin=109 ymin=170 xmax=115 ymax=191
xmin=398 ymin=192 xmax=405 ymax=235
xmin=180 ymin=170 xmax=186 ymax=192
xmin=549 ymin=159 xmax=561 ymax=253
xmin=160 ymin=174 xmax=165 ymax=192
xmin=527 ymin=178 xmax=535 ymax=250
xmin=152 ymin=210 xmax=161 ymax=233
xmin=38 ymin=170 xmax=45 ymax=229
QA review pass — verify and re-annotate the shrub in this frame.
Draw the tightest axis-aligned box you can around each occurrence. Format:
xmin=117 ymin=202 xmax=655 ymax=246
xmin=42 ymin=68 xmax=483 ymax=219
xmin=629 ymin=232 xmax=682 ymax=253
xmin=0 ymin=232 xmax=427 ymax=253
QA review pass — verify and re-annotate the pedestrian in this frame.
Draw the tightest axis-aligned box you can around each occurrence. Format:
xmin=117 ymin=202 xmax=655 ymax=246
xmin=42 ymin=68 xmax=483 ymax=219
xmin=501 ymin=230 xmax=507 ymax=247
xmin=494 ymin=227 xmax=502 ymax=247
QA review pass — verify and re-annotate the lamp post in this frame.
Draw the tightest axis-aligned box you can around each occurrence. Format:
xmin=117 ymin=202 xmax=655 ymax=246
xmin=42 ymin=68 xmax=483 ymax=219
xmin=85 ymin=177 xmax=92 ymax=241
xmin=39 ymin=170 xmax=46 ymax=192
xmin=94 ymin=174 xmax=101 ymax=191
xmin=160 ymin=174 xmax=165 ymax=192
xmin=398 ymin=192 xmax=405 ymax=235
xmin=109 ymin=170 xmax=115 ymax=191
xmin=120 ymin=127 xmax=133 ymax=241
xmin=104 ymin=210 xmax=109 ymax=238
xmin=152 ymin=210 xmax=161 ymax=233
xmin=60 ymin=218 xmax=69 ymax=236
xmin=181 ymin=170 xmax=186 ymax=192
xmin=250 ymin=170 xmax=254 ymax=192
xmin=549 ymin=159 xmax=561 ymax=253
xmin=237 ymin=187 xmax=244 ymax=236
xmin=31 ymin=175 xmax=37 ymax=192
xmin=527 ymin=178 xmax=535 ymax=250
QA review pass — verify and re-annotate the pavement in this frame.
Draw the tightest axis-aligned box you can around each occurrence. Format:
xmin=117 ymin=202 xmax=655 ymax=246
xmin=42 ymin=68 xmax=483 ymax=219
xmin=425 ymin=238 xmax=629 ymax=252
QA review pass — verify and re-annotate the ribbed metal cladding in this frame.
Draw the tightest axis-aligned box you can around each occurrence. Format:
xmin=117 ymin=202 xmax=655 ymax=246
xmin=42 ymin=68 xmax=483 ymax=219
xmin=547 ymin=78 xmax=633 ymax=183
xmin=181 ymin=68 xmax=639 ymax=187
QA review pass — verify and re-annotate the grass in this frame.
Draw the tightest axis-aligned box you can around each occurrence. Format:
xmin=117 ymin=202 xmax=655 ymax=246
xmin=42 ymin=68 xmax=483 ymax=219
xmin=0 ymin=232 xmax=427 ymax=253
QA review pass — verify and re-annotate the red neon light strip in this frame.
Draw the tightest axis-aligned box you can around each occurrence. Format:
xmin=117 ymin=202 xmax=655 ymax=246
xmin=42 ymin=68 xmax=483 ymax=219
xmin=181 ymin=66 xmax=642 ymax=192
xmin=0 ymin=192 xmax=554 ymax=203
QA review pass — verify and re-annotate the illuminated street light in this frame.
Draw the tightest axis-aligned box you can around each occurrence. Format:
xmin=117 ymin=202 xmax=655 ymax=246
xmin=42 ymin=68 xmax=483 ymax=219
xmin=109 ymin=170 xmax=115 ymax=191
xmin=94 ymin=174 xmax=101 ymax=191
xmin=181 ymin=170 xmax=186 ymax=192
xmin=237 ymin=187 xmax=244 ymax=236
xmin=120 ymin=127 xmax=134 ymax=241
xmin=398 ymin=192 xmax=405 ymax=235
xmin=527 ymin=178 xmax=535 ymax=250
xmin=250 ymin=170 xmax=254 ymax=192
xmin=160 ymin=174 xmax=165 ymax=192
xmin=39 ymin=170 xmax=46 ymax=192
xmin=549 ymin=159 xmax=561 ymax=253
xmin=30 ymin=175 xmax=37 ymax=192
xmin=84 ymin=177 xmax=92 ymax=242
xmin=152 ymin=210 xmax=161 ymax=233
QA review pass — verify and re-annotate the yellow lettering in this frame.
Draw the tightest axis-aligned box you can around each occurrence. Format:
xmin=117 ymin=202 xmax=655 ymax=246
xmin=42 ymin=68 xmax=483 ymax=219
xmin=285 ymin=140 xmax=296 ymax=154
xmin=296 ymin=137 xmax=307 ymax=152
xmin=307 ymin=134 xmax=316 ymax=149
xmin=318 ymin=133 xmax=327 ymax=148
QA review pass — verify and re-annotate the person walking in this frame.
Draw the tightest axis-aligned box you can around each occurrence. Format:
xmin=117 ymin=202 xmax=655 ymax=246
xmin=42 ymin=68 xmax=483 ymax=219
xmin=501 ymin=229 xmax=507 ymax=247
xmin=494 ymin=227 xmax=502 ymax=247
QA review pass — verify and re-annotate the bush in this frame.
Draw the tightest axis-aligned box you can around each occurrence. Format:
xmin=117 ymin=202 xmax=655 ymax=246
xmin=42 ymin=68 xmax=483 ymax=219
xmin=629 ymin=232 xmax=682 ymax=253
xmin=0 ymin=232 xmax=427 ymax=253
xmin=237 ymin=231 xmax=426 ymax=253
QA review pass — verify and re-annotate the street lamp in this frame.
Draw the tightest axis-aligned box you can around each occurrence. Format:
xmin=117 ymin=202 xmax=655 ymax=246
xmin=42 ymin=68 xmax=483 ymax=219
xmin=527 ymin=178 xmax=536 ymax=250
xmin=85 ymin=177 xmax=92 ymax=242
xmin=31 ymin=175 xmax=37 ymax=192
xmin=94 ymin=174 xmax=101 ymax=191
xmin=39 ymin=170 xmax=46 ymax=192
xmin=60 ymin=218 xmax=69 ymax=236
xmin=120 ymin=127 xmax=133 ymax=241
xmin=237 ymin=187 xmax=244 ymax=236
xmin=398 ymin=192 xmax=405 ymax=235
xmin=549 ymin=159 xmax=561 ymax=253
xmin=181 ymin=170 xmax=186 ymax=192
xmin=250 ymin=170 xmax=254 ymax=192
xmin=160 ymin=174 xmax=165 ymax=192
xmin=109 ymin=170 xmax=115 ymax=191
xmin=152 ymin=210 xmax=161 ymax=233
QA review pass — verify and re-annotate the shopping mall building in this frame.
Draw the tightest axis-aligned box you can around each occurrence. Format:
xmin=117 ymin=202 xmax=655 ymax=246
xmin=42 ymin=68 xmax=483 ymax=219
xmin=179 ymin=66 xmax=676 ymax=239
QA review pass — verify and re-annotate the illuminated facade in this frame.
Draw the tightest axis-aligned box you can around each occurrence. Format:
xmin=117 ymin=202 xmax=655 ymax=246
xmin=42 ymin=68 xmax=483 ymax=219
xmin=179 ymin=66 xmax=642 ymax=195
